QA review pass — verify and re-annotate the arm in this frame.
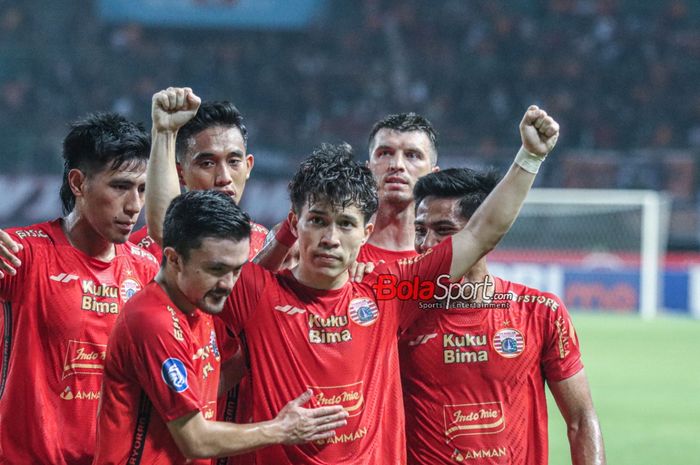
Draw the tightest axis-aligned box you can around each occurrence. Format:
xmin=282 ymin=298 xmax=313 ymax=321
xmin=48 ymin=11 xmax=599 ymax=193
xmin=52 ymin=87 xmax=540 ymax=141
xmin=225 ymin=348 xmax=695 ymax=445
xmin=548 ymin=370 xmax=606 ymax=465
xmin=449 ymin=105 xmax=559 ymax=280
xmin=252 ymin=216 xmax=296 ymax=270
xmin=145 ymin=87 xmax=201 ymax=246
xmin=167 ymin=390 xmax=347 ymax=459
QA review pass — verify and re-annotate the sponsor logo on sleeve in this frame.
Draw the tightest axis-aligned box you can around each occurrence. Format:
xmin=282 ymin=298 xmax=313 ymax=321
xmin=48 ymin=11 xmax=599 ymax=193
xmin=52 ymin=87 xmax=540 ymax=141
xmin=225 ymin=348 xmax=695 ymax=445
xmin=119 ymin=278 xmax=142 ymax=303
xmin=443 ymin=401 xmax=505 ymax=440
xmin=165 ymin=306 xmax=185 ymax=341
xmin=15 ymin=229 xmax=49 ymax=240
xmin=161 ymin=358 xmax=189 ymax=393
xmin=348 ymin=298 xmax=379 ymax=326
xmin=492 ymin=328 xmax=525 ymax=358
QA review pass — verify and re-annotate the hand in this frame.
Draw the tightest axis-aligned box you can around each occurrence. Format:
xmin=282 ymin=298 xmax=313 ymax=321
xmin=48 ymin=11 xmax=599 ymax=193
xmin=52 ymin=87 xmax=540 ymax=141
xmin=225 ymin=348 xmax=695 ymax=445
xmin=519 ymin=105 xmax=560 ymax=157
xmin=0 ymin=229 xmax=22 ymax=278
xmin=152 ymin=87 xmax=201 ymax=133
xmin=348 ymin=261 xmax=378 ymax=282
xmin=273 ymin=389 xmax=348 ymax=445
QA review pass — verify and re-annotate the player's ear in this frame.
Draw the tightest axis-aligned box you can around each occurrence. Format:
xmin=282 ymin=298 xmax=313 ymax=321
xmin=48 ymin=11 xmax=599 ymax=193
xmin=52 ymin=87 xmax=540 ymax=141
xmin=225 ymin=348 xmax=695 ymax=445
xmin=245 ymin=154 xmax=254 ymax=179
xmin=432 ymin=164 xmax=440 ymax=173
xmin=163 ymin=247 xmax=182 ymax=272
xmin=68 ymin=169 xmax=87 ymax=199
xmin=361 ymin=221 xmax=374 ymax=244
xmin=176 ymin=163 xmax=186 ymax=187
xmin=288 ymin=210 xmax=299 ymax=239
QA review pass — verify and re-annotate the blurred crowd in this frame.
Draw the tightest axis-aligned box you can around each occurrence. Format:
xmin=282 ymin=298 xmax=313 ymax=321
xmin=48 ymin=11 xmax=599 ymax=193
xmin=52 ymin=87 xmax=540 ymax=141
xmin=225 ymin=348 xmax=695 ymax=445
xmin=1 ymin=0 xmax=699 ymax=245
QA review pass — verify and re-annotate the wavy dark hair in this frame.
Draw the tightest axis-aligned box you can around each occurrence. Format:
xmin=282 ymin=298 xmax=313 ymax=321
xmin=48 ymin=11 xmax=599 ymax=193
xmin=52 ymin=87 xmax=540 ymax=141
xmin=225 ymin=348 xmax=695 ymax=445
xmin=289 ymin=143 xmax=378 ymax=223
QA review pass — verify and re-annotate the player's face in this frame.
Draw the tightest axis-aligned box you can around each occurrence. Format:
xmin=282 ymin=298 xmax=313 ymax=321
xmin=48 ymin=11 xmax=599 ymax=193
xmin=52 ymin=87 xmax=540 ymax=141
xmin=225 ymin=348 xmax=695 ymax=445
xmin=368 ymin=129 xmax=436 ymax=206
xmin=79 ymin=162 xmax=147 ymax=244
xmin=179 ymin=126 xmax=254 ymax=204
xmin=292 ymin=201 xmax=373 ymax=289
xmin=415 ymin=196 xmax=468 ymax=254
xmin=175 ymin=237 xmax=249 ymax=314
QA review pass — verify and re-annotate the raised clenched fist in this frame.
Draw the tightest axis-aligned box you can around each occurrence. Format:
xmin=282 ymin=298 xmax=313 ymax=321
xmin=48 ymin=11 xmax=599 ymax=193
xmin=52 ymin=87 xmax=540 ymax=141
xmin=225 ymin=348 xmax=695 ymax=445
xmin=151 ymin=87 xmax=201 ymax=133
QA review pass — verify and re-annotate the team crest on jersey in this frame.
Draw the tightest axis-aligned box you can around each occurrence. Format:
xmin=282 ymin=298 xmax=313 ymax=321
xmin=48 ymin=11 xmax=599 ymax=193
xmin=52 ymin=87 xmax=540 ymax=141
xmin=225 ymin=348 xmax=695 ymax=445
xmin=120 ymin=278 xmax=142 ymax=303
xmin=161 ymin=358 xmax=189 ymax=392
xmin=492 ymin=328 xmax=525 ymax=358
xmin=348 ymin=298 xmax=379 ymax=326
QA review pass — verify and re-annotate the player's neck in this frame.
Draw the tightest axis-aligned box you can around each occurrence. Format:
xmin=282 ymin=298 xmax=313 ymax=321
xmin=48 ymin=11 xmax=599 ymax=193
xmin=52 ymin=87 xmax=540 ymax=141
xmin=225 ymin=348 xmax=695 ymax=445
xmin=291 ymin=263 xmax=349 ymax=291
xmin=155 ymin=270 xmax=197 ymax=316
xmin=62 ymin=212 xmax=115 ymax=262
xmin=367 ymin=200 xmax=415 ymax=251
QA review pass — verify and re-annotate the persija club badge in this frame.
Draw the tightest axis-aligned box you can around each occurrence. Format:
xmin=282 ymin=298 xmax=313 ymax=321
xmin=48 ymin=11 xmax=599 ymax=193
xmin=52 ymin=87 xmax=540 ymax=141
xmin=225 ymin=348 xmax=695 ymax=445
xmin=348 ymin=298 xmax=379 ymax=326
xmin=492 ymin=328 xmax=525 ymax=358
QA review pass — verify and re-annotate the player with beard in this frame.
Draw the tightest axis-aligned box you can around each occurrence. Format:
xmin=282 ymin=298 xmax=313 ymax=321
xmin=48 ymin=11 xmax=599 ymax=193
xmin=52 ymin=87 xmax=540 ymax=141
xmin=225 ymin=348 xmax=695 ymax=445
xmin=136 ymin=87 xmax=273 ymax=465
xmin=93 ymin=190 xmax=347 ymax=465
xmin=0 ymin=113 xmax=159 ymax=465
xmin=399 ymin=168 xmax=605 ymax=465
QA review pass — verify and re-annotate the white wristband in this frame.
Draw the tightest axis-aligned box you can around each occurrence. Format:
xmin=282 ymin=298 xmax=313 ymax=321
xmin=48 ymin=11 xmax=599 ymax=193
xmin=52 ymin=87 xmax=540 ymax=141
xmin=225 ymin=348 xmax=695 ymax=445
xmin=514 ymin=146 xmax=546 ymax=174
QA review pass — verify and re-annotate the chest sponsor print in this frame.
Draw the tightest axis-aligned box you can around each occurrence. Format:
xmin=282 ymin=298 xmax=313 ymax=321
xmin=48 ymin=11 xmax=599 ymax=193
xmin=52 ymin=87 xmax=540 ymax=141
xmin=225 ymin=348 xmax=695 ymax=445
xmin=492 ymin=328 xmax=525 ymax=358
xmin=307 ymin=380 xmax=364 ymax=417
xmin=62 ymin=340 xmax=107 ymax=379
xmin=443 ymin=401 xmax=506 ymax=440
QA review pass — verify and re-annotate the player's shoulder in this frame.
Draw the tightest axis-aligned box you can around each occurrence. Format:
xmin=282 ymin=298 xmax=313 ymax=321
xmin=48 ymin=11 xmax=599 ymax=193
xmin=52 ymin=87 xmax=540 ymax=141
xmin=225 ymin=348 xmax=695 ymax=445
xmin=499 ymin=277 xmax=565 ymax=313
xmin=119 ymin=241 xmax=160 ymax=267
xmin=129 ymin=225 xmax=156 ymax=249
xmin=6 ymin=219 xmax=60 ymax=248
xmin=122 ymin=282 xmax=178 ymax=333
xmin=250 ymin=221 xmax=269 ymax=236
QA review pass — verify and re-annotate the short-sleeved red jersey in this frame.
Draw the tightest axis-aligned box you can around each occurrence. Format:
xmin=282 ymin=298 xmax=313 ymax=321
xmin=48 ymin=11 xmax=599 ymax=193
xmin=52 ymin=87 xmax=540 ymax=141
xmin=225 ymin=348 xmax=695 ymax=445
xmin=356 ymin=242 xmax=418 ymax=264
xmin=131 ymin=222 xmax=268 ymax=263
xmin=219 ymin=238 xmax=453 ymax=465
xmin=94 ymin=281 xmax=221 ymax=465
xmin=399 ymin=276 xmax=584 ymax=465
xmin=0 ymin=219 xmax=158 ymax=465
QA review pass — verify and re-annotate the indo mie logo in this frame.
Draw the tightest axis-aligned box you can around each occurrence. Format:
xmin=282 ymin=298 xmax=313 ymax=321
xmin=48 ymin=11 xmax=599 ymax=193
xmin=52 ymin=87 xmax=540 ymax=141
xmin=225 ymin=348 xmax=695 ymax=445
xmin=371 ymin=274 xmax=508 ymax=308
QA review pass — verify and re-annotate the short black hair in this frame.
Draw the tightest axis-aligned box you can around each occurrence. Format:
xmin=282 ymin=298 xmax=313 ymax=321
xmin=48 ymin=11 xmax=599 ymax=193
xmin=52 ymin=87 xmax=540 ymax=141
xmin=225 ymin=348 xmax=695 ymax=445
xmin=175 ymin=101 xmax=247 ymax=163
xmin=60 ymin=112 xmax=150 ymax=214
xmin=414 ymin=168 xmax=500 ymax=220
xmin=162 ymin=190 xmax=251 ymax=261
xmin=368 ymin=112 xmax=438 ymax=163
xmin=289 ymin=143 xmax=378 ymax=223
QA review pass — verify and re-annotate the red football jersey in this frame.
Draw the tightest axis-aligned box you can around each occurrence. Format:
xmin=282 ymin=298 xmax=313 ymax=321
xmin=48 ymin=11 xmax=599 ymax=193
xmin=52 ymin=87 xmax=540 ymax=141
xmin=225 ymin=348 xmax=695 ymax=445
xmin=131 ymin=222 xmax=268 ymax=263
xmin=219 ymin=238 xmax=453 ymax=465
xmin=94 ymin=281 xmax=221 ymax=465
xmin=0 ymin=219 xmax=158 ymax=465
xmin=356 ymin=242 xmax=418 ymax=264
xmin=399 ymin=277 xmax=584 ymax=465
